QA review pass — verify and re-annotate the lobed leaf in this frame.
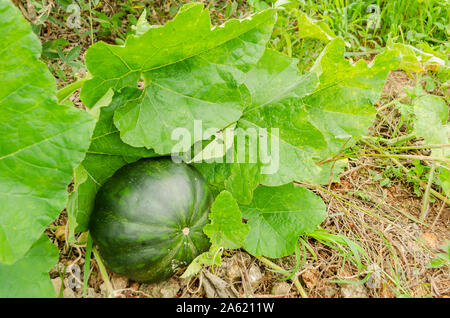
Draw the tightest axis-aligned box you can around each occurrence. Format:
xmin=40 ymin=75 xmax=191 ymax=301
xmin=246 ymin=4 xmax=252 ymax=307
xmin=195 ymin=40 xmax=399 ymax=204
xmin=306 ymin=38 xmax=400 ymax=158
xmin=413 ymin=94 xmax=450 ymax=195
xmin=203 ymin=191 xmax=250 ymax=249
xmin=82 ymin=3 xmax=276 ymax=154
xmin=241 ymin=183 xmax=327 ymax=258
xmin=0 ymin=0 xmax=95 ymax=264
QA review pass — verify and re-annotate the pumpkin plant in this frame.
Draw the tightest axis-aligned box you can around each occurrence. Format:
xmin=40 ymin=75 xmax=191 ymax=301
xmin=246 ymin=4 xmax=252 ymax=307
xmin=0 ymin=0 xmax=401 ymax=296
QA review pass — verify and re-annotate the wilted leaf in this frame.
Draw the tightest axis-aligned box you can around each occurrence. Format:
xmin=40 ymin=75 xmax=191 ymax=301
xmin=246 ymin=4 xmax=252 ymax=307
xmin=180 ymin=244 xmax=222 ymax=279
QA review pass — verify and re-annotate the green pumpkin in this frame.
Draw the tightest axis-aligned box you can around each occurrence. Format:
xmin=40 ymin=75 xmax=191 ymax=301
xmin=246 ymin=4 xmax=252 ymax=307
xmin=89 ymin=157 xmax=212 ymax=282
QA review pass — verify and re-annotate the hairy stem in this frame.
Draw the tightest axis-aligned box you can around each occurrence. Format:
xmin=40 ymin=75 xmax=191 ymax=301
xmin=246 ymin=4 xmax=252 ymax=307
xmin=92 ymin=247 xmax=114 ymax=297
xmin=56 ymin=78 xmax=87 ymax=103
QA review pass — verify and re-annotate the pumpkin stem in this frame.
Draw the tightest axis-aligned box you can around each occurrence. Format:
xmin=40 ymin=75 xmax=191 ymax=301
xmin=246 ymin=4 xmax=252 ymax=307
xmin=182 ymin=227 xmax=190 ymax=235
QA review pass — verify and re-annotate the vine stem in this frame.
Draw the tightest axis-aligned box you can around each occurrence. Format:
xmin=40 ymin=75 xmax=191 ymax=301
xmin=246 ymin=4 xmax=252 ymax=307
xmin=362 ymin=133 xmax=417 ymax=146
xmin=88 ymin=0 xmax=94 ymax=45
xmin=375 ymin=96 xmax=408 ymax=114
xmin=56 ymin=78 xmax=86 ymax=103
xmin=255 ymin=256 xmax=308 ymax=298
xmin=82 ymin=234 xmax=93 ymax=298
xmin=92 ymin=247 xmax=114 ymax=298
xmin=352 ymin=153 xmax=450 ymax=163
xmin=385 ymin=144 xmax=450 ymax=151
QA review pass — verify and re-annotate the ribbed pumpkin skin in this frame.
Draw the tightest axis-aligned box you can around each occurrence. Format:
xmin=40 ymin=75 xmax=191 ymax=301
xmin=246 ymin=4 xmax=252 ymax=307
xmin=89 ymin=157 xmax=212 ymax=282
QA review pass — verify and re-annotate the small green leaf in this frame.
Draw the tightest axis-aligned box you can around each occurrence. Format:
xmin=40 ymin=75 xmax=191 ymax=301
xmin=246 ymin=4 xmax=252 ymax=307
xmin=204 ymin=191 xmax=250 ymax=249
xmin=414 ymin=95 xmax=449 ymax=157
xmin=392 ymin=43 xmax=425 ymax=73
xmin=132 ymin=9 xmax=151 ymax=36
xmin=427 ymin=258 xmax=444 ymax=268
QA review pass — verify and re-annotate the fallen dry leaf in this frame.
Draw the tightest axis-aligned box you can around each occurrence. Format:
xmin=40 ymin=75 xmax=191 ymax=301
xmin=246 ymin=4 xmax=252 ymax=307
xmin=421 ymin=232 xmax=439 ymax=249
xmin=301 ymin=269 xmax=320 ymax=289
xmin=54 ymin=226 xmax=66 ymax=241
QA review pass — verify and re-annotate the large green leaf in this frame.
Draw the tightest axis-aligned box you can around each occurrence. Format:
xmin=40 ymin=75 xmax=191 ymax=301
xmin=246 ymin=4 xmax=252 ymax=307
xmin=193 ymin=49 xmax=321 ymax=195
xmin=413 ymin=94 xmax=450 ymax=195
xmin=81 ymin=3 xmax=274 ymax=107
xmin=82 ymin=3 xmax=276 ymax=154
xmin=0 ymin=235 xmax=58 ymax=297
xmin=239 ymin=49 xmax=323 ymax=186
xmin=224 ymin=161 xmax=261 ymax=204
xmin=195 ymin=41 xmax=399 ymax=202
xmin=67 ymin=88 xmax=157 ymax=233
xmin=305 ymin=38 xmax=400 ymax=158
xmin=203 ymin=190 xmax=250 ymax=249
xmin=0 ymin=0 xmax=95 ymax=264
xmin=241 ymin=183 xmax=326 ymax=258
xmin=413 ymin=95 xmax=449 ymax=157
